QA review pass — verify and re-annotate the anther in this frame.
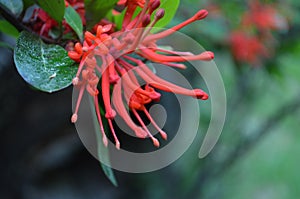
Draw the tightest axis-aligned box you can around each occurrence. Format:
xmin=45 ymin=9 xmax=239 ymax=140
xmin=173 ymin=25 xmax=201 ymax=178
xmin=71 ymin=113 xmax=78 ymax=123
xmin=155 ymin=8 xmax=165 ymax=20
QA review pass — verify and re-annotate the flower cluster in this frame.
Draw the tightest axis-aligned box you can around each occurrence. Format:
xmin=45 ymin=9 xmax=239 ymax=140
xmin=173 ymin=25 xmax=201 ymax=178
xmin=68 ymin=0 xmax=213 ymax=149
xmin=29 ymin=0 xmax=85 ymax=38
xmin=229 ymin=0 xmax=288 ymax=65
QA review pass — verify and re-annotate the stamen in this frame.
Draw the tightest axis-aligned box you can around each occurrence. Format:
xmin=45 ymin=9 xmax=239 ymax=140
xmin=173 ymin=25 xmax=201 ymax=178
xmin=153 ymin=47 xmax=194 ymax=56
xmin=149 ymin=0 xmax=161 ymax=14
xmin=117 ymin=59 xmax=161 ymax=100
xmin=112 ymin=80 xmax=148 ymax=138
xmin=132 ymin=109 xmax=160 ymax=147
xmin=108 ymin=119 xmax=120 ymax=150
xmin=160 ymin=62 xmax=187 ymax=69
xmin=128 ymin=14 xmax=151 ymax=51
xmin=141 ymin=9 xmax=165 ymax=39
xmin=102 ymin=56 xmax=116 ymax=119
xmin=94 ymin=95 xmax=108 ymax=147
xmin=122 ymin=4 xmax=139 ymax=30
xmin=135 ymin=64 xmax=209 ymax=100
xmin=71 ymin=84 xmax=85 ymax=123
xmin=139 ymin=48 xmax=214 ymax=62
xmin=72 ymin=77 xmax=79 ymax=85
xmin=75 ymin=55 xmax=89 ymax=78
xmin=142 ymin=106 xmax=167 ymax=140
xmin=145 ymin=9 xmax=208 ymax=42
xmin=133 ymin=0 xmax=151 ymax=29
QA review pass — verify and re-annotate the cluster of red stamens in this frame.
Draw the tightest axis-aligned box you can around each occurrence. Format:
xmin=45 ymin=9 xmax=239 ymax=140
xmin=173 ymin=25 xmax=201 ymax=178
xmin=68 ymin=0 xmax=214 ymax=149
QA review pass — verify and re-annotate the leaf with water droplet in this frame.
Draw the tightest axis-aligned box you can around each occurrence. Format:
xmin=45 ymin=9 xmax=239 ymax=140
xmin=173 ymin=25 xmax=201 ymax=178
xmin=14 ymin=31 xmax=77 ymax=93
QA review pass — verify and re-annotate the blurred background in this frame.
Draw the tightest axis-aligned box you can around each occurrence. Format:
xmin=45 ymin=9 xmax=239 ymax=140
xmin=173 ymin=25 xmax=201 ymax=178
xmin=1 ymin=0 xmax=300 ymax=198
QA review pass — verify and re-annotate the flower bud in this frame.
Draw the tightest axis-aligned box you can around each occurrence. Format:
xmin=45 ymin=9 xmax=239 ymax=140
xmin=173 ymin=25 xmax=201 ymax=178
xmin=155 ymin=8 xmax=165 ymax=20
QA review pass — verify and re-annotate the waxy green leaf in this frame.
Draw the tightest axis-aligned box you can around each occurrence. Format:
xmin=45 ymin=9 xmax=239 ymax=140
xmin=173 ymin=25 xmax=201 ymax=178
xmin=64 ymin=5 xmax=83 ymax=41
xmin=110 ymin=0 xmax=180 ymax=31
xmin=36 ymin=0 xmax=65 ymax=23
xmin=154 ymin=0 xmax=180 ymax=29
xmin=14 ymin=31 xmax=77 ymax=93
xmin=0 ymin=0 xmax=23 ymax=16
xmin=84 ymin=0 xmax=119 ymax=29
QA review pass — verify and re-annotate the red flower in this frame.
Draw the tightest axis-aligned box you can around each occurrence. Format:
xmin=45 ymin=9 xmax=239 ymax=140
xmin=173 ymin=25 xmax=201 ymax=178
xmin=68 ymin=0 xmax=212 ymax=149
xmin=31 ymin=9 xmax=58 ymax=37
xmin=242 ymin=0 xmax=287 ymax=31
xmin=229 ymin=31 xmax=268 ymax=65
xmin=30 ymin=0 xmax=86 ymax=38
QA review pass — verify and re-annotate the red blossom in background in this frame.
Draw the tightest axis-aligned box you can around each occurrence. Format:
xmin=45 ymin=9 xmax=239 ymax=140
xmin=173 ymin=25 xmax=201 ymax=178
xmin=68 ymin=0 xmax=213 ymax=149
xmin=229 ymin=0 xmax=288 ymax=65
xmin=229 ymin=31 xmax=269 ymax=65
xmin=31 ymin=8 xmax=58 ymax=37
xmin=242 ymin=0 xmax=287 ymax=32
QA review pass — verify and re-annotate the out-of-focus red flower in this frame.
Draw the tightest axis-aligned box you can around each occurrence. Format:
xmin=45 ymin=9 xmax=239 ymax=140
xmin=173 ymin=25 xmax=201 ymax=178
xmin=242 ymin=0 xmax=288 ymax=31
xmin=229 ymin=31 xmax=268 ymax=65
xmin=31 ymin=9 xmax=58 ymax=37
xmin=229 ymin=0 xmax=288 ymax=65
xmin=68 ymin=1 xmax=212 ymax=149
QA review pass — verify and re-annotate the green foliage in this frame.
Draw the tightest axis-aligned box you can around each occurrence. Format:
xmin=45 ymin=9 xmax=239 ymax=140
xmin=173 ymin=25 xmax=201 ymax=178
xmin=0 ymin=19 xmax=19 ymax=38
xmin=14 ymin=31 xmax=77 ymax=93
xmin=0 ymin=0 xmax=23 ymax=16
xmin=22 ymin=0 xmax=34 ymax=9
xmin=110 ymin=0 xmax=180 ymax=31
xmin=64 ymin=5 xmax=83 ymax=41
xmin=154 ymin=0 xmax=180 ymax=29
xmin=36 ymin=0 xmax=65 ymax=23
xmin=84 ymin=0 xmax=119 ymax=29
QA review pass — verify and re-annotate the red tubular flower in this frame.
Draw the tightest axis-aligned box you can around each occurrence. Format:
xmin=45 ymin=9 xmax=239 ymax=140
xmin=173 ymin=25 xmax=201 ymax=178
xmin=68 ymin=0 xmax=213 ymax=149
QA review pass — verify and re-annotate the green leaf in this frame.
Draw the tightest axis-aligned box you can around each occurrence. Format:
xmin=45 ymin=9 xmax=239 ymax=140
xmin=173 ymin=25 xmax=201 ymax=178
xmin=36 ymin=0 xmax=65 ymax=23
xmin=84 ymin=0 xmax=119 ymax=29
xmin=154 ymin=0 xmax=180 ymax=29
xmin=0 ymin=19 xmax=19 ymax=38
xmin=23 ymin=0 xmax=34 ymax=9
xmin=0 ymin=0 xmax=23 ymax=16
xmin=107 ymin=8 xmax=125 ymax=30
xmin=88 ymin=96 xmax=118 ymax=187
xmin=100 ymin=162 xmax=118 ymax=187
xmin=110 ymin=0 xmax=180 ymax=31
xmin=14 ymin=31 xmax=77 ymax=93
xmin=64 ymin=6 xmax=83 ymax=41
